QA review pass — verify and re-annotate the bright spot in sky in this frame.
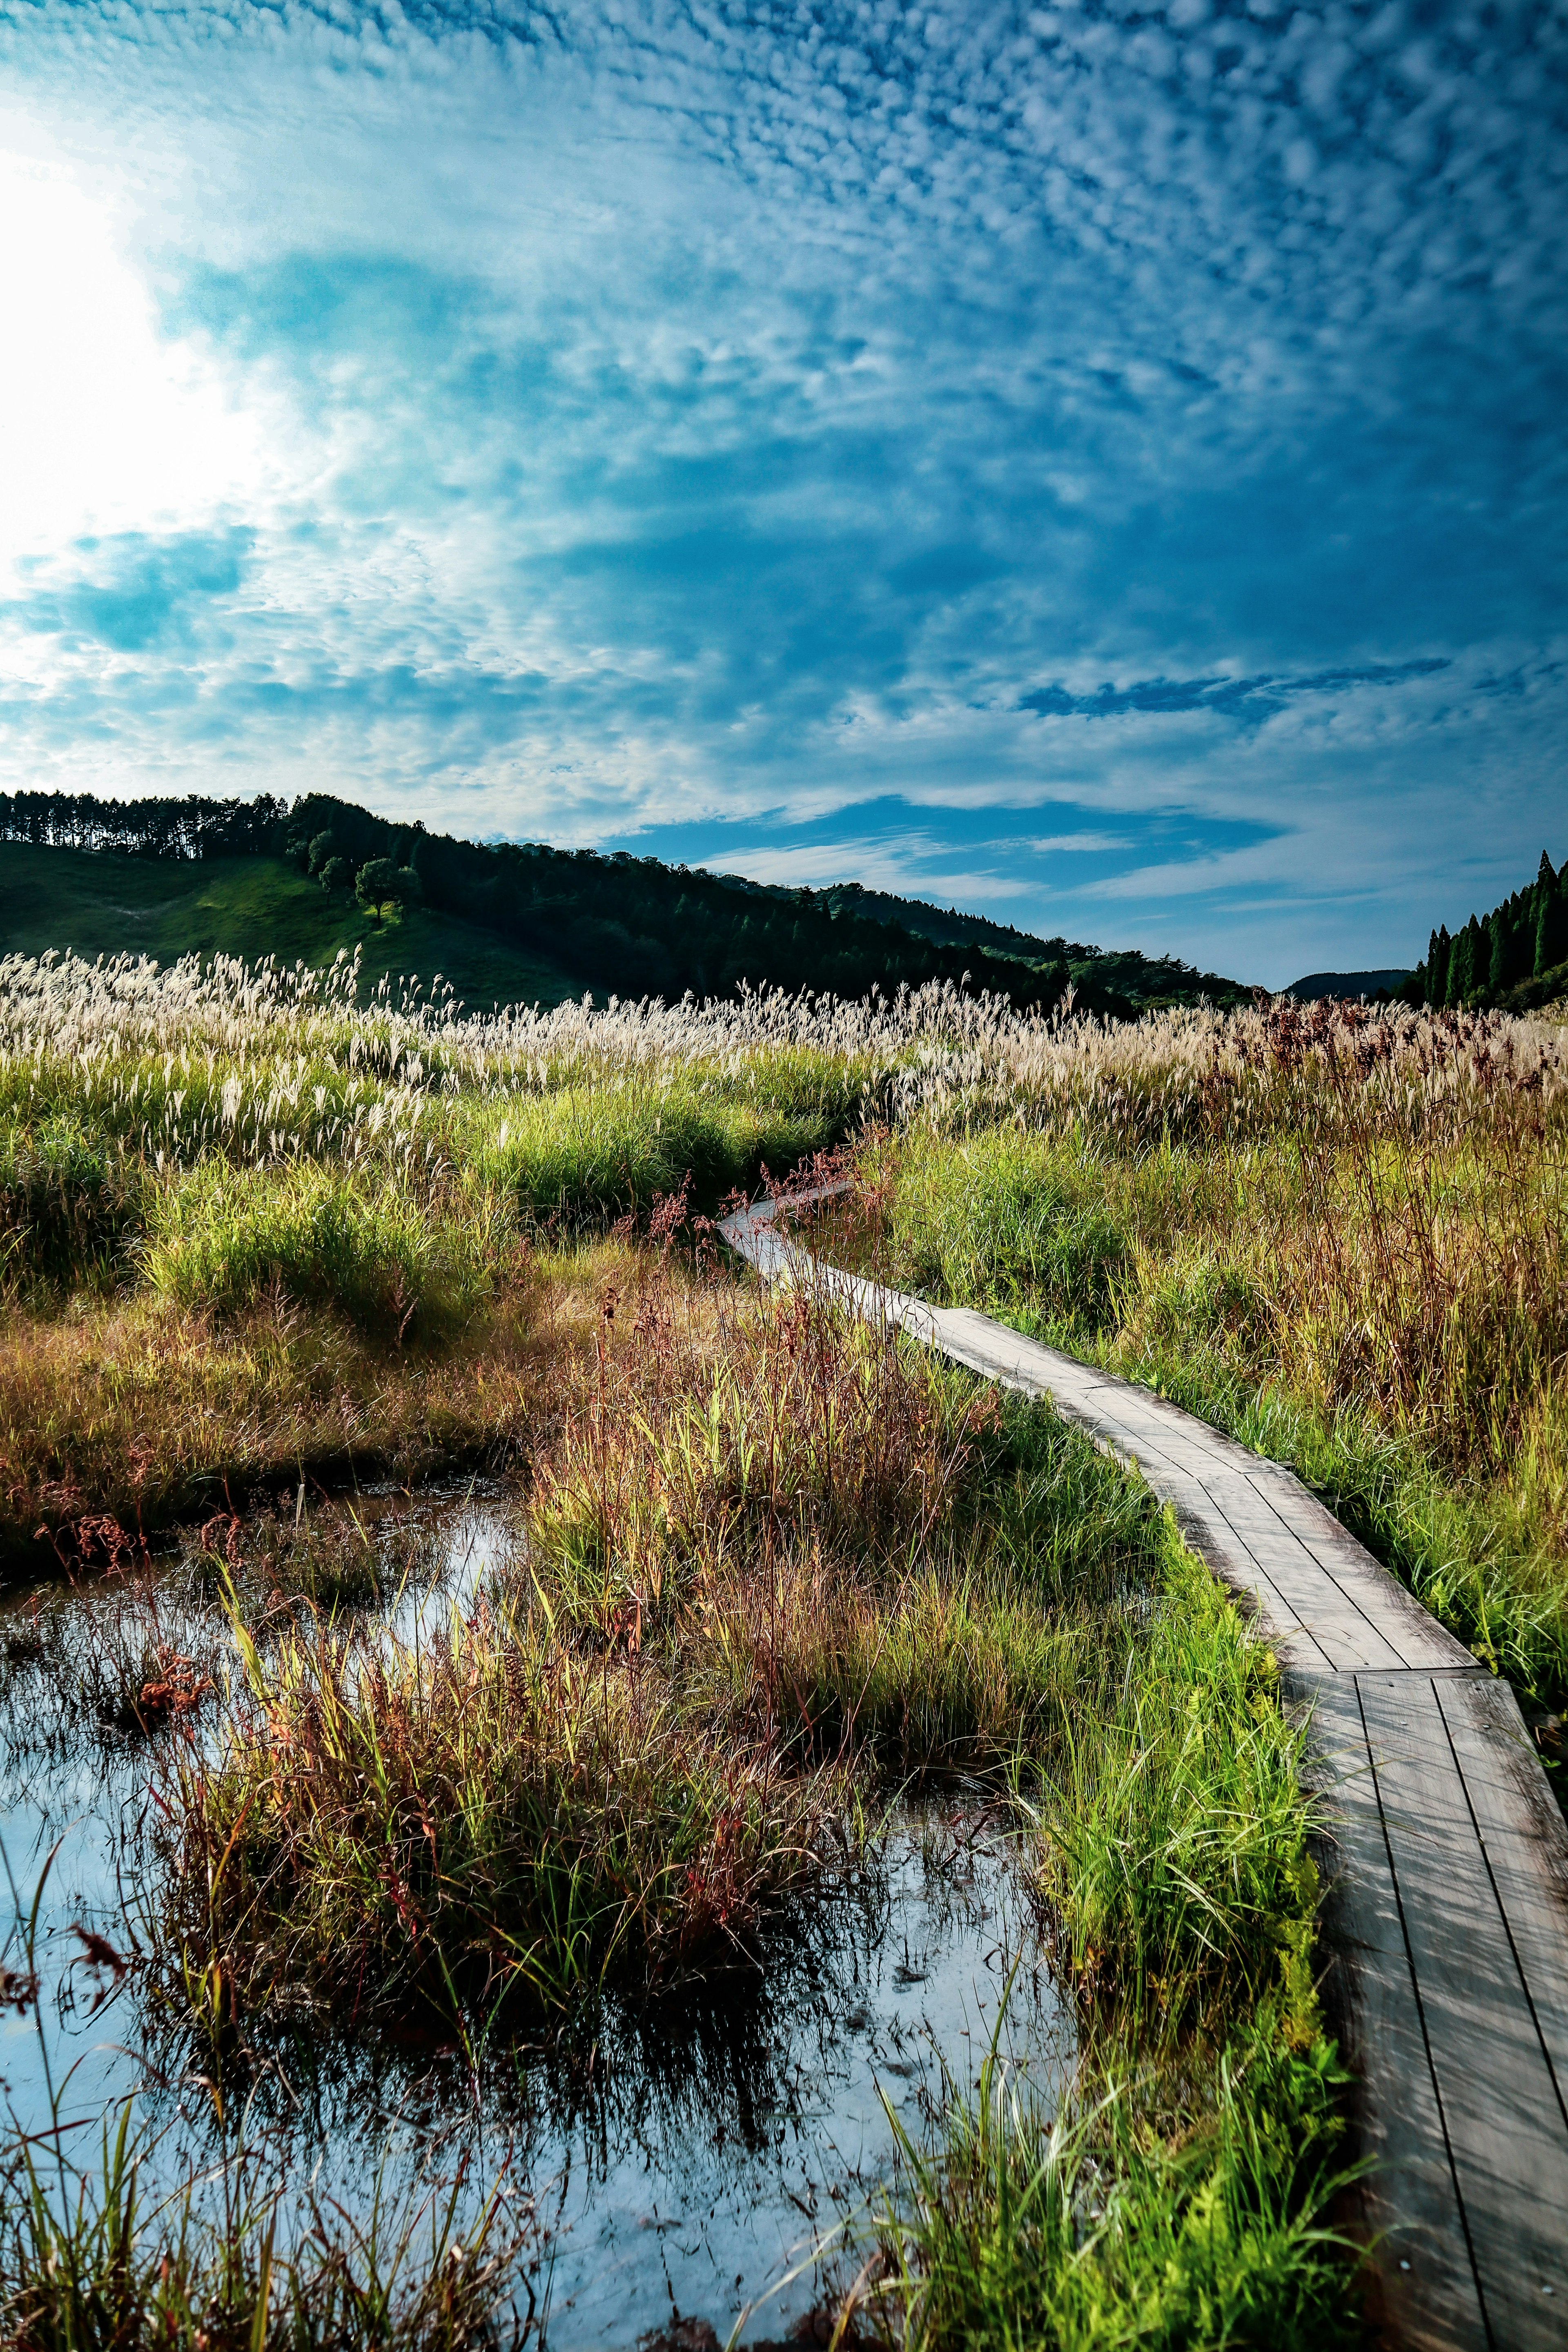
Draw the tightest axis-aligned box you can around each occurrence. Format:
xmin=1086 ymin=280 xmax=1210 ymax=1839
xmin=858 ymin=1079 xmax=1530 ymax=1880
xmin=0 ymin=140 xmax=258 ymax=564
xmin=0 ymin=2 xmax=1564 ymax=981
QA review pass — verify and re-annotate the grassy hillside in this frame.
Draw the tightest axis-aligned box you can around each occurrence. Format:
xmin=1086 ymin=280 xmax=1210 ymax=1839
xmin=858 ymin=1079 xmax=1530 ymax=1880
xmin=0 ymin=843 xmax=576 ymax=1011
xmin=1 ymin=793 xmax=1248 ymax=1014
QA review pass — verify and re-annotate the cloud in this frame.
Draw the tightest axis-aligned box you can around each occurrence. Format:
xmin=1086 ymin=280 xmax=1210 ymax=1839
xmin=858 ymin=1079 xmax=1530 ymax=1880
xmin=12 ymin=529 xmax=253 ymax=653
xmin=0 ymin=0 xmax=1562 ymax=984
xmin=1019 ymin=659 xmax=1452 ymax=723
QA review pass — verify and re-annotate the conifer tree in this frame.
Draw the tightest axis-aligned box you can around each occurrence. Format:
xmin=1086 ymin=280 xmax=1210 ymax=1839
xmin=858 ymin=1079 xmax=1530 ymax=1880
xmin=1538 ymin=875 xmax=1568 ymax=979
xmin=1447 ymin=921 xmax=1475 ymax=1006
xmin=1428 ymin=926 xmax=1450 ymax=1007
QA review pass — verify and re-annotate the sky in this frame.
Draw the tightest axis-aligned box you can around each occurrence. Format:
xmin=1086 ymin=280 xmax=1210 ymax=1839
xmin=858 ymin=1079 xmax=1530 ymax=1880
xmin=0 ymin=1 xmax=1564 ymax=986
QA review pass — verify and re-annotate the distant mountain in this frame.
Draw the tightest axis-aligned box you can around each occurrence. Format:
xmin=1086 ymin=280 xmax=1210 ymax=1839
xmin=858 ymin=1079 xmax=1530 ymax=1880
xmin=1285 ymin=969 xmax=1412 ymax=1002
xmin=0 ymin=788 xmax=1247 ymax=1019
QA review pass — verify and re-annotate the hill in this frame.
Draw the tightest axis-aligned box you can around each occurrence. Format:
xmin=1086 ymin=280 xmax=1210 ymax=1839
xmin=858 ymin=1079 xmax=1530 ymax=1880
xmin=0 ymin=788 xmax=1247 ymax=1017
xmin=715 ymin=870 xmax=1247 ymax=1012
xmin=1285 ymin=968 xmax=1412 ymax=1002
xmin=0 ymin=843 xmax=575 ymax=1013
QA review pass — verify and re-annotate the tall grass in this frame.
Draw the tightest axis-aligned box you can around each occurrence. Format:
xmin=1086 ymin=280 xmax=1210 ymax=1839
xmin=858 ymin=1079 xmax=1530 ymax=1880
xmin=1033 ymin=1540 xmax=1316 ymax=2041
xmin=2 ymin=2103 xmax=517 ymax=2352
xmin=160 ymin=1589 xmax=850 ymax=2029
xmin=0 ymin=1834 xmax=523 ymax=2352
xmin=839 ymin=996 xmax=1568 ymax=1705
xmin=863 ymin=2007 xmax=1355 ymax=2352
xmin=7 ymin=952 xmax=1478 ymax=2336
xmin=149 ymin=1263 xmax=1322 ymax=2129
xmin=141 ymin=1160 xmax=513 ymax=1337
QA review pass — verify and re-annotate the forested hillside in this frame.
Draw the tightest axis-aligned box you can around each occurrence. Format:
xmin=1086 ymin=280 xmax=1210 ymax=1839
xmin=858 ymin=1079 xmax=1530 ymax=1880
xmin=1404 ymin=849 xmax=1568 ymax=1012
xmin=0 ymin=788 xmax=1244 ymax=1016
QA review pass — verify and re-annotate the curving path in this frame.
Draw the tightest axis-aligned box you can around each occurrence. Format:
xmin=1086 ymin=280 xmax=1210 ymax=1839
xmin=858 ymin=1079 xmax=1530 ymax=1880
xmin=721 ymin=1188 xmax=1568 ymax=2352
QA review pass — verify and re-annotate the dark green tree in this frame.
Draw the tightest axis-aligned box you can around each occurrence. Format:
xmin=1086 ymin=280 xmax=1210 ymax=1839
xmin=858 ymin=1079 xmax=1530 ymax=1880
xmin=318 ymin=855 xmax=350 ymax=892
xmin=1538 ymin=876 xmax=1568 ymax=979
xmin=355 ymin=857 xmax=404 ymax=927
xmin=1425 ymin=927 xmax=1450 ymax=1006
xmin=1447 ymin=919 xmax=1477 ymax=1006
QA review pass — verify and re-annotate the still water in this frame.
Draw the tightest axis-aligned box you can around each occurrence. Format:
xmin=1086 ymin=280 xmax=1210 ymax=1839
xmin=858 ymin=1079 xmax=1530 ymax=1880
xmin=0 ymin=1490 xmax=1071 ymax=2347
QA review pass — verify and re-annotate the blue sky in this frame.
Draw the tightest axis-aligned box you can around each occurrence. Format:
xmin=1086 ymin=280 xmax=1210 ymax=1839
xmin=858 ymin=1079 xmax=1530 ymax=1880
xmin=0 ymin=1 xmax=1564 ymax=985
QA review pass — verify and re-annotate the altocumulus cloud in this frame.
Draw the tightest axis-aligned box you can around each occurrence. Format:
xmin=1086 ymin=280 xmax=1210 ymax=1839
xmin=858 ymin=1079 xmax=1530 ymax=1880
xmin=0 ymin=0 xmax=1564 ymax=981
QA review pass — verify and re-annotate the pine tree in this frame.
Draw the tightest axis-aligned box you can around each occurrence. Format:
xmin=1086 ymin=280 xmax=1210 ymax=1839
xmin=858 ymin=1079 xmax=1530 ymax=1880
xmin=1447 ymin=921 xmax=1475 ymax=1006
xmin=1538 ymin=877 xmax=1568 ymax=979
xmin=1428 ymin=926 xmax=1450 ymax=1007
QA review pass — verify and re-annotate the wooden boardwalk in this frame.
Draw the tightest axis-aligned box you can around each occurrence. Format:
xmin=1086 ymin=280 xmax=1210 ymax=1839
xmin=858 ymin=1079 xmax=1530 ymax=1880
xmin=721 ymin=1192 xmax=1568 ymax=2351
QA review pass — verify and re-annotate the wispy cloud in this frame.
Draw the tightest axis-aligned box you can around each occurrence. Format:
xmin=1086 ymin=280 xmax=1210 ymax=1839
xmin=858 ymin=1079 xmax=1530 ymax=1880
xmin=0 ymin=1 xmax=1563 ymax=982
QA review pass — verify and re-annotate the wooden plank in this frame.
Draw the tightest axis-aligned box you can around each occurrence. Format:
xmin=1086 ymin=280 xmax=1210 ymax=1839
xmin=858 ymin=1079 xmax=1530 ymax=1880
xmin=1135 ymin=1463 xmax=1336 ymax=1668
xmin=1359 ymin=1673 xmax=1568 ymax=2342
xmin=1307 ymin=1674 xmax=1488 ymax=2351
xmin=1092 ymin=1381 xmax=1263 ymax=1475
xmin=1036 ymin=1371 xmax=1249 ymax=1475
xmin=1433 ymin=1675 xmax=1568 ymax=2123
xmin=1199 ymin=1478 xmax=1410 ymax=1673
xmin=1249 ymin=1475 xmax=1478 ymax=1675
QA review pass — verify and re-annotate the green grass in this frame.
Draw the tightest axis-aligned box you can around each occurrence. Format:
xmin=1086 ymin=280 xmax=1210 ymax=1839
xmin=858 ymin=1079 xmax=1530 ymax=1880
xmin=1 ymin=2079 xmax=516 ymax=2352
xmin=140 ymin=1262 xmax=1353 ymax=2344
xmin=141 ymin=1160 xmax=508 ymax=1336
xmin=460 ymin=1076 xmax=852 ymax=1231
xmin=0 ymin=843 xmax=575 ymax=1015
xmin=0 ymin=964 xmax=1373 ymax=2341
xmin=844 ymin=1096 xmax=1568 ymax=1714
xmin=865 ymin=2007 xmax=1355 ymax=2352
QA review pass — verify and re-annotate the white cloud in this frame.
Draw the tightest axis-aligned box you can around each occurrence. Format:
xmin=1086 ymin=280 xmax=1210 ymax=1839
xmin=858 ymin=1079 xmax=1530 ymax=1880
xmin=0 ymin=0 xmax=1561 ymax=977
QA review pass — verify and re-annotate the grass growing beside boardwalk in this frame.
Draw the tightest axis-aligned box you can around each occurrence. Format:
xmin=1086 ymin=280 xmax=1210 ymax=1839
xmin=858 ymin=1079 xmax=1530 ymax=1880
xmin=136 ymin=1251 xmax=1355 ymax=2341
xmin=866 ymin=2010 xmax=1353 ymax=2352
xmin=833 ymin=994 xmax=1568 ymax=1711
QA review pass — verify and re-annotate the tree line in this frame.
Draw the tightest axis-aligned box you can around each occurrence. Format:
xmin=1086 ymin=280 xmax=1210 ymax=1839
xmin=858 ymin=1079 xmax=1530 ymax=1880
xmin=281 ymin=793 xmax=1078 ymax=1010
xmin=0 ymin=791 xmax=289 ymax=862
xmin=1405 ymin=851 xmax=1568 ymax=1011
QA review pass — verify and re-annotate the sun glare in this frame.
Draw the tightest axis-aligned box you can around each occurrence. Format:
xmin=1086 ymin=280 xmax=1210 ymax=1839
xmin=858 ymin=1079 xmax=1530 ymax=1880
xmin=0 ymin=139 xmax=260 ymax=568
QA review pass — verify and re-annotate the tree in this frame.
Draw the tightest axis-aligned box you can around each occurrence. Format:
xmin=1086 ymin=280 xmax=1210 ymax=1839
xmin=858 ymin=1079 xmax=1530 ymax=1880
xmin=1426 ymin=927 xmax=1450 ymax=1006
xmin=1538 ymin=878 xmax=1568 ymax=979
xmin=354 ymin=858 xmax=421 ymax=927
xmin=307 ymin=830 xmax=336 ymax=876
xmin=355 ymin=858 xmax=401 ymax=926
xmin=1446 ymin=920 xmax=1477 ymax=1006
xmin=318 ymin=855 xmax=350 ymax=892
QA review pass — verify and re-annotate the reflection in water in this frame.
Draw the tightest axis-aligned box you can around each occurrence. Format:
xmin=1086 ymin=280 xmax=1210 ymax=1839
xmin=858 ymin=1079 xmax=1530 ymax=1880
xmin=1 ymin=1494 xmax=1072 ymax=2348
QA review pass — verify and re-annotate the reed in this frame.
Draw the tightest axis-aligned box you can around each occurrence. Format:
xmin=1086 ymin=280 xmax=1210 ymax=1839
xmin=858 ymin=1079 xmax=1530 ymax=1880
xmin=841 ymin=996 xmax=1568 ymax=1704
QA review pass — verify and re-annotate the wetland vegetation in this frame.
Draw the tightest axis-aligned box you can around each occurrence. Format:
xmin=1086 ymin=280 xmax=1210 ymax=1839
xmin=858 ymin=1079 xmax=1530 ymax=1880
xmin=11 ymin=947 xmax=1556 ymax=2344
